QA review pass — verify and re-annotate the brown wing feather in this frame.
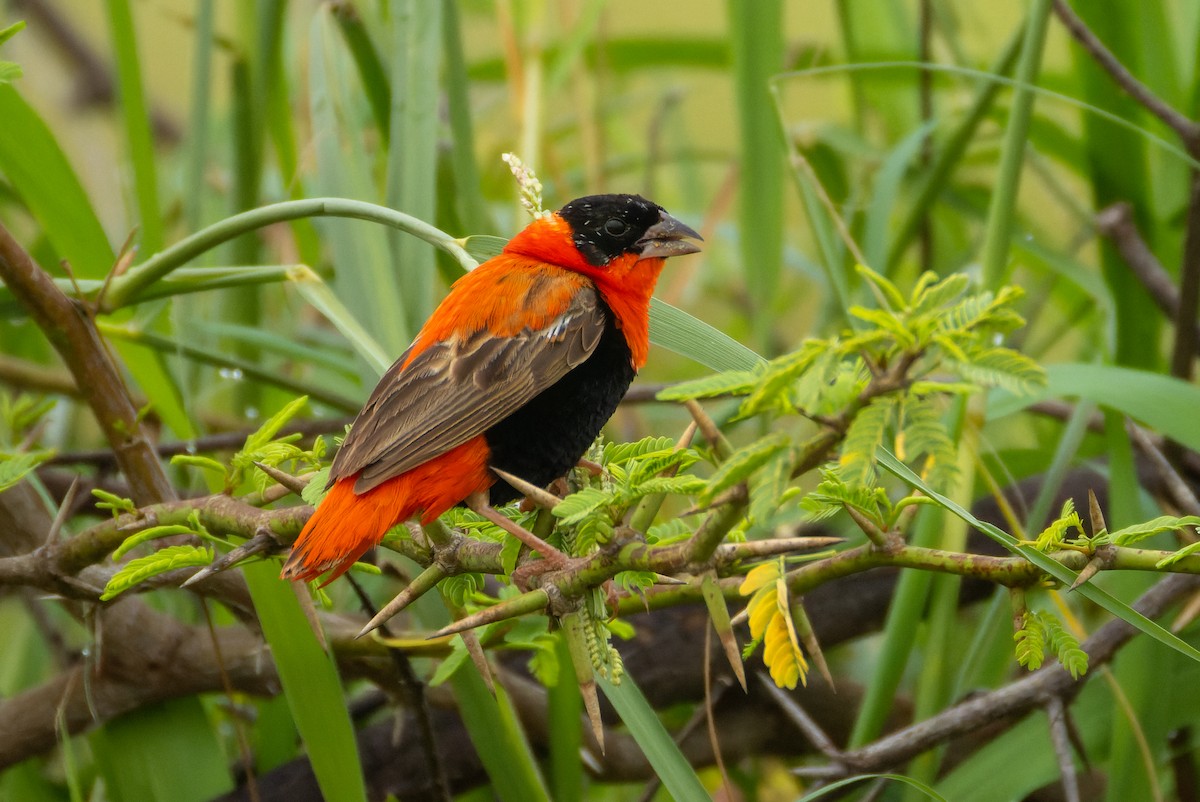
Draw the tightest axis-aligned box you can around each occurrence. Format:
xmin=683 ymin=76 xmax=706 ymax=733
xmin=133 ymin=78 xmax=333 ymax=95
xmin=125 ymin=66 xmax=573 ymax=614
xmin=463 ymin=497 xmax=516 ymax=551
xmin=331 ymin=286 xmax=606 ymax=493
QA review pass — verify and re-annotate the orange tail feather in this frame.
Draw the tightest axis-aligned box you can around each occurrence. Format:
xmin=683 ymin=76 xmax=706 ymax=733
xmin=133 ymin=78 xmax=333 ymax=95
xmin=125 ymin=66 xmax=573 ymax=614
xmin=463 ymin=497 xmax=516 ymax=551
xmin=280 ymin=437 xmax=495 ymax=585
xmin=280 ymin=475 xmax=410 ymax=584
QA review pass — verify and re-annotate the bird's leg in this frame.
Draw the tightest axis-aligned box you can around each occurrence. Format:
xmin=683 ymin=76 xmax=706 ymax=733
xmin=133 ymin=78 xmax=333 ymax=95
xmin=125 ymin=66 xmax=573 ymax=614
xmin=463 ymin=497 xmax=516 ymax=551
xmin=465 ymin=492 xmax=568 ymax=568
xmin=576 ymin=457 xmax=604 ymax=476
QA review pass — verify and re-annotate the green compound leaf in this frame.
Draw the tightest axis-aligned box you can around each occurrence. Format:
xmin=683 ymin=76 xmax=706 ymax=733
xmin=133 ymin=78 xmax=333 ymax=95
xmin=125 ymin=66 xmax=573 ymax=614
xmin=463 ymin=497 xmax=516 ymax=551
xmin=701 ymin=432 xmax=791 ymax=504
xmin=112 ymin=525 xmax=203 ymax=560
xmin=0 ymin=451 xmax=51 ymax=493
xmin=1103 ymin=515 xmax=1200 ymax=547
xmin=101 ymin=545 xmax=213 ymax=600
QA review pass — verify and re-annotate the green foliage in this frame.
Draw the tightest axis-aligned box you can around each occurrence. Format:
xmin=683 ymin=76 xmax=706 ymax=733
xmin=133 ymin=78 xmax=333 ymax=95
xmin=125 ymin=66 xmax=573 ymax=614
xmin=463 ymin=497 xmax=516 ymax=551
xmin=838 ymin=396 xmax=895 ymax=487
xmin=1014 ymin=611 xmax=1088 ymax=679
xmin=1031 ymin=499 xmax=1086 ymax=552
xmin=112 ymin=521 xmax=209 ymax=561
xmin=655 ymin=365 xmax=764 ymax=402
xmin=100 ymin=545 xmax=213 ymax=600
xmin=664 ymin=269 xmax=1043 ymax=524
xmin=1100 ymin=516 xmax=1200 ymax=548
xmin=231 ymin=396 xmax=325 ymax=493
xmin=802 ymin=469 xmax=895 ymax=526
xmin=0 ymin=392 xmax=55 ymax=494
xmin=0 ymin=392 xmax=55 ymax=444
xmin=896 ymin=395 xmax=958 ymax=489
xmin=701 ymin=431 xmax=791 ymax=503
xmin=440 ymin=572 xmax=483 ymax=608
xmin=91 ymin=488 xmax=137 ymax=518
xmin=301 ymin=463 xmax=333 ymax=507
xmin=552 ymin=435 xmax=706 ymax=554
xmin=0 ymin=451 xmax=50 ymax=494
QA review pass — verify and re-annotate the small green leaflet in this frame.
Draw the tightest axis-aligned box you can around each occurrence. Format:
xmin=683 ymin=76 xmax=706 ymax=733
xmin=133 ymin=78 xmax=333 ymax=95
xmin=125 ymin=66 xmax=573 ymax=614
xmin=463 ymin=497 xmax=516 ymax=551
xmin=101 ymin=545 xmax=213 ymax=600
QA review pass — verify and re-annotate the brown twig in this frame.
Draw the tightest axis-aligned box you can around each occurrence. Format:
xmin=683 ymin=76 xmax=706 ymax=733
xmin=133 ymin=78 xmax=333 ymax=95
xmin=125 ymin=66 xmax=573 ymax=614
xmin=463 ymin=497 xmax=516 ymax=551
xmin=44 ymin=416 xmax=353 ymax=468
xmin=823 ymin=573 xmax=1200 ymax=780
xmin=0 ymin=222 xmax=173 ymax=505
xmin=1047 ymin=695 xmax=1082 ymax=802
xmin=1095 ymin=203 xmax=1191 ymax=325
xmin=1052 ymin=0 xmax=1200 ymax=152
xmin=1127 ymin=422 xmax=1200 ymax=517
xmin=0 ymin=353 xmax=80 ymax=396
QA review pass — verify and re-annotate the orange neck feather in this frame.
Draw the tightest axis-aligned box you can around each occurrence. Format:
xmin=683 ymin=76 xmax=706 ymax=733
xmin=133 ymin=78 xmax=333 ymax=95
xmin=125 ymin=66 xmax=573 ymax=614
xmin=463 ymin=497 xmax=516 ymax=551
xmin=504 ymin=214 xmax=664 ymax=368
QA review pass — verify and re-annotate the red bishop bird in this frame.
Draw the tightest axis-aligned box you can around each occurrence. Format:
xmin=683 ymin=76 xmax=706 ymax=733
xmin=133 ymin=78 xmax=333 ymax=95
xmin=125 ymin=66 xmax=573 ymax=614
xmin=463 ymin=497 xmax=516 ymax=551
xmin=282 ymin=194 xmax=702 ymax=584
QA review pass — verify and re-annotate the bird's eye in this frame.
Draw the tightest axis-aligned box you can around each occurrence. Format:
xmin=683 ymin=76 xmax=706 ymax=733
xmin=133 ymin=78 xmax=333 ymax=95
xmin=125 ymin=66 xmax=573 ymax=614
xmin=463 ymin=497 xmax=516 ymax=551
xmin=603 ymin=218 xmax=627 ymax=236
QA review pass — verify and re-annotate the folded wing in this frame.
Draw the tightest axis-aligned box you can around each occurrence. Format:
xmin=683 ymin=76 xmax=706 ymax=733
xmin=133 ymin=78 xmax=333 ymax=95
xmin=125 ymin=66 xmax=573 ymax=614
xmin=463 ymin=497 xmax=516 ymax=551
xmin=332 ymin=286 xmax=607 ymax=493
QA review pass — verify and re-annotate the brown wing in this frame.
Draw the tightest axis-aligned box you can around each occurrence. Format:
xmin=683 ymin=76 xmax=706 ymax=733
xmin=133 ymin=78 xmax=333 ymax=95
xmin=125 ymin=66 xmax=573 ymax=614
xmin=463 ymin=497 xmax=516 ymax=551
xmin=331 ymin=286 xmax=607 ymax=493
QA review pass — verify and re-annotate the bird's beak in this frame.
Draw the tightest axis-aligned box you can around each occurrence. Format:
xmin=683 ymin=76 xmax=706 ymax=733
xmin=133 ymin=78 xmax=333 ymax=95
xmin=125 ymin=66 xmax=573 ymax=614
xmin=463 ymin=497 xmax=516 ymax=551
xmin=636 ymin=211 xmax=703 ymax=259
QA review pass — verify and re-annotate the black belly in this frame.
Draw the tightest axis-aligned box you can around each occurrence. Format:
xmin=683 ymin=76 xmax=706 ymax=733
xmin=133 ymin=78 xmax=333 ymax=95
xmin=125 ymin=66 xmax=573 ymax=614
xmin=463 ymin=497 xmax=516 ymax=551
xmin=484 ymin=309 xmax=636 ymax=505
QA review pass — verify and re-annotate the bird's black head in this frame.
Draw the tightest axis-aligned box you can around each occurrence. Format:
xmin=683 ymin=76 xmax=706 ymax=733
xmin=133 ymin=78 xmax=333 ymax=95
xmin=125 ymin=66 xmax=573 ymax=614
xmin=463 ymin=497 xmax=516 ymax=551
xmin=558 ymin=194 xmax=702 ymax=267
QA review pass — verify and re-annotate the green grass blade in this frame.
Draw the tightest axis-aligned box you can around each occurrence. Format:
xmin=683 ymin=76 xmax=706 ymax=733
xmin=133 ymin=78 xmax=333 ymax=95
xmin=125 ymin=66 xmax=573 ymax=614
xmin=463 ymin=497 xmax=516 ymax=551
xmin=835 ymin=0 xmax=916 ymax=137
xmin=387 ymin=0 xmax=441 ymax=330
xmin=290 ymin=271 xmax=392 ymax=376
xmin=257 ymin=1 xmax=321 ymax=270
xmin=99 ymin=321 xmax=360 ymax=413
xmin=242 ymin=562 xmax=367 ymax=802
xmin=547 ymin=634 xmax=583 ymax=802
xmin=728 ymin=0 xmax=784 ymax=351
xmin=466 ymin=37 xmax=736 ymax=80
xmin=849 ymin=504 xmax=937 ymax=747
xmin=904 ymin=402 xmax=975 ymax=795
xmin=90 ymin=697 xmax=232 ymax=801
xmin=442 ymin=0 xmax=491 ymax=234
xmin=226 ymin=55 xmax=264 ymax=395
xmin=802 ymin=773 xmax=947 ymax=801
xmin=1071 ymin=4 xmax=1160 ymax=372
xmin=0 ymin=85 xmax=113 ymax=277
xmin=544 ymin=0 xmax=604 ymax=93
xmin=596 ymin=673 xmax=709 ymax=800
xmin=310 ymin=6 xmax=410 ymax=359
xmin=104 ymin=0 xmax=162 ymax=255
xmin=935 ymin=702 xmax=1069 ymax=800
xmin=863 ymin=121 xmax=936 ymax=272
xmin=103 ymin=198 xmax=473 ymax=311
xmin=886 ymin=26 xmax=1024 ymax=271
xmin=1024 ymin=399 xmax=1097 ymax=534
xmin=333 ymin=2 xmax=391 ymax=140
xmin=116 ymin=265 xmax=298 ymax=305
xmin=877 ymin=448 xmax=1200 ymax=664
xmin=776 ymin=63 xmax=1200 ymax=172
xmin=450 ymin=666 xmax=551 ymax=802
xmin=649 ymin=297 xmax=766 ymax=372
xmin=196 ymin=320 xmax=360 ymax=379
xmin=184 ymin=0 xmax=215 ymax=232
xmin=979 ymin=0 xmax=1051 ymax=289
xmin=988 ymin=362 xmax=1200 ymax=452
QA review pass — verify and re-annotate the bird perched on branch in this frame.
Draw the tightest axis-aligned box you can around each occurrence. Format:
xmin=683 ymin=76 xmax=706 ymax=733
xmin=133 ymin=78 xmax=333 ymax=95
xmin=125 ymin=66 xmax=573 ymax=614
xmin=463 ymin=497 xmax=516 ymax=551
xmin=282 ymin=194 xmax=702 ymax=584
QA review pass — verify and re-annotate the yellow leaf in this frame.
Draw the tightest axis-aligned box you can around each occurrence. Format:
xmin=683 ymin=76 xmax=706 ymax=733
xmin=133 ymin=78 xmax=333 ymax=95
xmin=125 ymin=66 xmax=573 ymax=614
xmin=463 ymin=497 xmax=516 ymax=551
xmin=761 ymin=579 xmax=808 ymax=689
xmin=747 ymin=581 xmax=777 ymax=641
xmin=738 ymin=560 xmax=780 ymax=596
